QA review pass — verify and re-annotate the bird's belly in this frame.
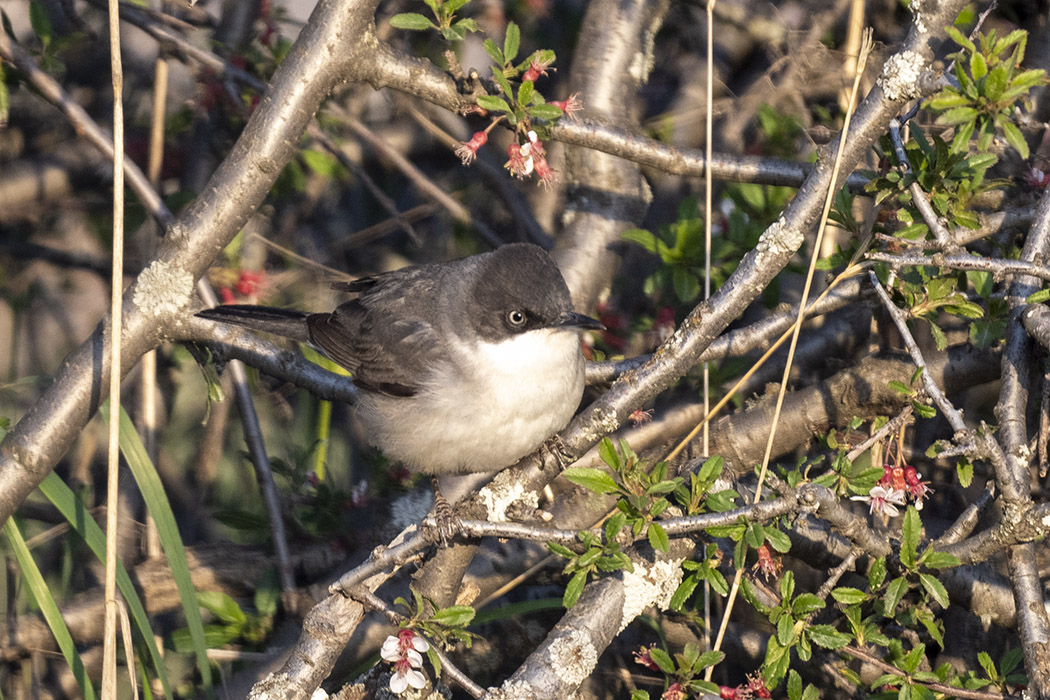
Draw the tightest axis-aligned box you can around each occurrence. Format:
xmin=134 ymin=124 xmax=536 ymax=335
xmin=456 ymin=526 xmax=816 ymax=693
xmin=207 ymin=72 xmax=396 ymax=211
xmin=356 ymin=331 xmax=585 ymax=473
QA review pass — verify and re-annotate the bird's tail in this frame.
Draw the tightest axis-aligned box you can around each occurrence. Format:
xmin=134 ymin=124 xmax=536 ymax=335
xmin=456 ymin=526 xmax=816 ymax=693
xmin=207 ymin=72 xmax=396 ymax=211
xmin=196 ymin=305 xmax=312 ymax=343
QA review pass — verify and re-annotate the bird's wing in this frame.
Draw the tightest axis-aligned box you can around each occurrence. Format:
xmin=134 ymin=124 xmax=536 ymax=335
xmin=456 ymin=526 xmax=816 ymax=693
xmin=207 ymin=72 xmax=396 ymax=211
xmin=307 ymin=268 xmax=445 ymax=397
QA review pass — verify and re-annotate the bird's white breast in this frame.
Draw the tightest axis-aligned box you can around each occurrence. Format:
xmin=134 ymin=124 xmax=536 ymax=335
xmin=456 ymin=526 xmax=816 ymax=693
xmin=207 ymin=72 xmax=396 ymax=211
xmin=356 ymin=328 xmax=586 ymax=473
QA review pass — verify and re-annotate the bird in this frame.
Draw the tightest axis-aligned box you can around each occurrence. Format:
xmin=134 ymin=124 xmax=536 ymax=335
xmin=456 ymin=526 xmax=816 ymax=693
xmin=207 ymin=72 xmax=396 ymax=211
xmin=196 ymin=243 xmax=603 ymax=475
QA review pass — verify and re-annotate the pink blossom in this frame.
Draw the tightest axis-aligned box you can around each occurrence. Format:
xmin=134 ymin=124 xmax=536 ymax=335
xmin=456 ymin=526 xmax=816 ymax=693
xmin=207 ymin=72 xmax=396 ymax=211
xmin=851 ymin=485 xmax=907 ymax=517
xmin=505 ymin=142 xmax=533 ymax=178
xmin=550 ymin=93 xmax=583 ymax=119
xmin=903 ymin=466 xmax=932 ymax=510
xmin=380 ymin=630 xmax=429 ymax=694
xmin=633 ymin=645 xmax=660 ymax=671
xmin=662 ymin=683 xmax=686 ymax=700
xmin=455 ymin=131 xmax=488 ymax=165
xmin=522 ymin=57 xmax=555 ymax=82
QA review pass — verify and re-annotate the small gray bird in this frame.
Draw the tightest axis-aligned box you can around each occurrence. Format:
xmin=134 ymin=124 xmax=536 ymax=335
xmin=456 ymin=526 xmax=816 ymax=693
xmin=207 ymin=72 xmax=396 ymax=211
xmin=197 ymin=243 xmax=602 ymax=474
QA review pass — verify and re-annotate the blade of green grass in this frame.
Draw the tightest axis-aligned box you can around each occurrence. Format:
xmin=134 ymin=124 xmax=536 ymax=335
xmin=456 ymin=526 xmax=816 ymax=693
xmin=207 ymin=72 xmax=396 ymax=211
xmin=102 ymin=404 xmax=213 ymax=691
xmin=37 ymin=471 xmax=173 ymax=698
xmin=4 ymin=518 xmax=97 ymax=700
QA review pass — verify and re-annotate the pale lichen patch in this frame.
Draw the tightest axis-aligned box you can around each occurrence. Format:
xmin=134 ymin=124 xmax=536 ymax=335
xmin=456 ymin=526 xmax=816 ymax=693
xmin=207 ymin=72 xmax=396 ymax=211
xmin=133 ymin=260 xmax=194 ymax=318
xmin=549 ymin=628 xmax=598 ymax=686
xmin=478 ymin=474 xmax=537 ymax=523
xmin=878 ymin=50 xmax=927 ymax=102
xmin=619 ymin=557 xmax=685 ymax=632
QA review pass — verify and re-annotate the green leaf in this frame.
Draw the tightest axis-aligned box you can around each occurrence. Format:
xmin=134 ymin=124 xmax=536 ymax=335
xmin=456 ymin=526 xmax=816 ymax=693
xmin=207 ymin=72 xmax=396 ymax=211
xmin=946 ymin=25 xmax=975 ymax=52
xmin=1027 ymin=289 xmax=1050 ymax=304
xmin=528 ymin=103 xmax=564 ymax=120
xmin=431 ymin=605 xmax=476 ymax=627
xmin=1001 ymin=120 xmax=1029 ymax=159
xmin=563 ymin=570 xmax=587 ymax=607
xmin=670 ymin=574 xmax=699 ymax=610
xmin=792 ymin=593 xmax=825 ymax=616
xmin=869 ymin=557 xmax=888 ymax=589
xmin=918 ymin=573 xmax=950 ymax=608
xmin=648 ymin=647 xmax=676 ymax=674
xmin=597 ymin=438 xmax=621 ymax=470
xmin=563 ymin=467 xmax=620 ymax=494
xmin=978 ymin=651 xmax=997 ymax=679
xmin=29 ymin=1 xmax=52 ymax=46
xmin=900 ymin=506 xmax=921 ymax=568
xmin=923 ymin=551 xmax=961 ymax=569
xmin=476 ymin=95 xmax=512 ymax=113
xmin=806 ymin=624 xmax=851 ymax=649
xmin=503 ymin=22 xmax=520 ymax=63
xmin=884 ymin=576 xmax=908 ymax=615
xmin=389 ymin=12 xmax=435 ymax=30
xmin=888 ymin=380 xmax=912 ymax=396
xmin=647 ymin=523 xmax=669 ymax=552
xmin=198 ymin=591 xmax=247 ymax=625
xmin=936 ymin=106 xmax=978 ymax=126
xmin=788 ymin=670 xmax=803 ymax=700
xmin=903 ymin=642 xmax=926 ymax=674
xmin=482 ymin=38 xmax=505 ymax=66
xmin=777 ymin=614 xmax=796 ymax=646
xmin=104 ymin=406 xmax=213 ymax=690
xmin=5 ymin=520 xmax=97 ymax=700
xmin=764 ymin=527 xmax=791 ymax=553
xmin=831 ymin=587 xmax=869 ymax=605
xmin=517 ymin=80 xmax=534 ymax=108
xmin=969 ymin=51 xmax=987 ymax=80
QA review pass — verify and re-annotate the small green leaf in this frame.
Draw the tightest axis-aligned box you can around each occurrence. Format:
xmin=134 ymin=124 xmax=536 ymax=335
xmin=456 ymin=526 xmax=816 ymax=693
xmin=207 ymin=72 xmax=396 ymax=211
xmin=792 ymin=593 xmax=825 ymax=616
xmin=563 ymin=570 xmax=588 ymax=607
xmin=831 ymin=587 xmax=869 ymax=605
xmin=888 ymin=380 xmax=912 ymax=396
xmin=482 ymin=38 xmax=505 ymax=66
xmin=670 ymin=574 xmax=699 ymax=610
xmin=806 ymin=624 xmax=851 ymax=649
xmin=431 ymin=605 xmax=476 ymax=626
xmin=923 ymin=551 xmax=960 ymax=569
xmin=764 ymin=527 xmax=791 ymax=553
xmin=978 ymin=651 xmax=997 ymax=679
xmin=503 ymin=22 xmax=520 ymax=63
xmin=900 ymin=506 xmax=921 ymax=568
xmin=647 ymin=523 xmax=669 ymax=552
xmin=563 ymin=467 xmax=620 ymax=494
xmin=29 ymin=1 xmax=52 ymax=46
xmin=648 ymin=647 xmax=676 ymax=674
xmin=517 ymin=80 xmax=534 ymax=108
xmin=528 ymin=103 xmax=564 ymax=120
xmin=389 ymin=12 xmax=435 ymax=30
xmin=869 ymin=557 xmax=887 ymax=589
xmin=597 ymin=438 xmax=621 ymax=470
xmin=777 ymin=614 xmax=796 ymax=646
xmin=476 ymin=95 xmax=512 ymax=113
xmin=918 ymin=573 xmax=950 ymax=608
xmin=1001 ymin=120 xmax=1029 ymax=159
xmin=884 ymin=576 xmax=908 ymax=615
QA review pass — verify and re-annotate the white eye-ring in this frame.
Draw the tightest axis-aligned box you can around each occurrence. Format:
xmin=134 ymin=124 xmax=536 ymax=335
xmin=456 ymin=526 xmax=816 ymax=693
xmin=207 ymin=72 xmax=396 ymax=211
xmin=507 ymin=310 xmax=527 ymax=327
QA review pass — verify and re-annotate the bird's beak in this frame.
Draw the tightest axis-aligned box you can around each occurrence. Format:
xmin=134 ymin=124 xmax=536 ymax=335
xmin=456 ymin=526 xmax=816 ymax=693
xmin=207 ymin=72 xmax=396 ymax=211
xmin=556 ymin=310 xmax=605 ymax=331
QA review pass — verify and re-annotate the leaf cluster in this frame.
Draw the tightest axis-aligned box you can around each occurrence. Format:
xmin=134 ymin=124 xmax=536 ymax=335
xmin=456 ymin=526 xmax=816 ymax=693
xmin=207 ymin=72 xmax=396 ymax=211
xmin=629 ymin=643 xmax=725 ymax=699
xmin=930 ymin=27 xmax=1048 ymax=159
xmin=476 ymin=25 xmax=564 ymax=134
xmin=389 ymin=0 xmax=478 ymax=42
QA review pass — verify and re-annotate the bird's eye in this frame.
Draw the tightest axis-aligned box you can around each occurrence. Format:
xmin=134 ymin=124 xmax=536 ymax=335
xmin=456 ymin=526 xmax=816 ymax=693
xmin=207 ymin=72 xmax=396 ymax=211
xmin=506 ymin=310 xmax=527 ymax=328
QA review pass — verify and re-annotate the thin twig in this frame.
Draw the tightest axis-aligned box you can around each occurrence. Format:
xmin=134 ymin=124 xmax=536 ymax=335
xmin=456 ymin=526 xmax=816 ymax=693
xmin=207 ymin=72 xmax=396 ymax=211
xmin=842 ymin=644 xmax=1016 ymax=700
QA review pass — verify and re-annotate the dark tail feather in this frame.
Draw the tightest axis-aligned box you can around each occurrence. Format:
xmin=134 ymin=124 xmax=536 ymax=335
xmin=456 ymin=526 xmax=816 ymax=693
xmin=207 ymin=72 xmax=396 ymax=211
xmin=196 ymin=305 xmax=312 ymax=343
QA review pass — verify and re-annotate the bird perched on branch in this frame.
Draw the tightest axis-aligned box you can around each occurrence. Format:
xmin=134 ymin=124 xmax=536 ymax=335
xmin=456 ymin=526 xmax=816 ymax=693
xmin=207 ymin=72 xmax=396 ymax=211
xmin=197 ymin=243 xmax=602 ymax=475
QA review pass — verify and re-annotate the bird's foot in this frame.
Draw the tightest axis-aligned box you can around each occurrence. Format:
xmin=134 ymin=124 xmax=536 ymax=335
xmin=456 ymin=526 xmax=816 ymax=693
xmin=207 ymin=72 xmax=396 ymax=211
xmin=427 ymin=477 xmax=461 ymax=546
xmin=539 ymin=434 xmax=574 ymax=469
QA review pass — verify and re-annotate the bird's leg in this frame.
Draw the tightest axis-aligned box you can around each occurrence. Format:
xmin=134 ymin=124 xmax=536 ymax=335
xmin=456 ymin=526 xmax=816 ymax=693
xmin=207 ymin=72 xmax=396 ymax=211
xmin=429 ymin=476 xmax=460 ymax=545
